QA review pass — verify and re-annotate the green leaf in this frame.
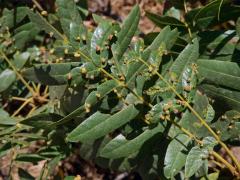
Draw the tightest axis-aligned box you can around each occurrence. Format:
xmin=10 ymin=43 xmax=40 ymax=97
xmin=91 ymin=22 xmax=115 ymax=65
xmin=212 ymin=110 xmax=240 ymax=141
xmin=64 ymin=176 xmax=75 ymax=180
xmin=236 ymin=17 xmax=240 ymax=38
xmin=13 ymin=22 xmax=40 ymax=50
xmin=164 ymin=134 xmax=192 ymax=179
xmin=200 ymin=172 xmax=219 ymax=180
xmin=126 ymin=26 xmax=179 ymax=89
xmin=66 ymin=105 xmax=139 ymax=143
xmin=179 ymin=92 xmax=211 ymax=138
xmin=92 ymin=14 xmax=111 ymax=24
xmin=112 ymin=5 xmax=140 ymax=61
xmin=22 ymin=62 xmax=81 ymax=85
xmin=16 ymin=154 xmax=46 ymax=164
xmin=77 ymin=0 xmax=88 ymax=19
xmin=144 ymin=26 xmax=179 ymax=55
xmin=157 ymin=38 xmax=199 ymax=97
xmin=56 ymin=0 xmax=82 ymax=38
xmin=185 ymin=146 xmax=208 ymax=178
xmin=18 ymin=168 xmax=35 ymax=180
xmin=13 ymin=52 xmax=30 ymax=70
xmin=52 ymin=80 xmax=119 ymax=126
xmin=0 ymin=126 xmax=17 ymax=137
xmin=100 ymin=123 xmax=166 ymax=159
xmin=186 ymin=1 xmax=240 ymax=30
xmin=168 ymin=38 xmax=199 ymax=84
xmin=0 ymin=142 xmax=12 ymax=158
xmin=146 ymin=12 xmax=187 ymax=33
xmin=199 ymin=84 xmax=240 ymax=111
xmin=51 ymin=105 xmax=85 ymax=127
xmin=85 ymin=80 xmax=119 ymax=106
xmin=198 ymin=59 xmax=240 ymax=91
xmin=205 ymin=104 xmax=215 ymax=123
xmin=45 ymin=156 xmax=63 ymax=177
xmin=0 ymin=108 xmax=16 ymax=125
xmin=198 ymin=30 xmax=236 ymax=61
xmin=27 ymin=9 xmax=64 ymax=40
xmin=1 ymin=7 xmax=28 ymax=28
xmin=0 ymin=69 xmax=16 ymax=92
xmin=202 ymin=136 xmax=217 ymax=150
xmin=20 ymin=113 xmax=63 ymax=129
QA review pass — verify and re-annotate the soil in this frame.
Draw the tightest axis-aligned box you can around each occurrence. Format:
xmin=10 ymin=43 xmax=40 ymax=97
xmin=88 ymin=0 xmax=163 ymax=34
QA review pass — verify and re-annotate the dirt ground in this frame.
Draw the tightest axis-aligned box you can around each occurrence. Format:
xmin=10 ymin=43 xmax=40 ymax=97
xmin=88 ymin=0 xmax=163 ymax=34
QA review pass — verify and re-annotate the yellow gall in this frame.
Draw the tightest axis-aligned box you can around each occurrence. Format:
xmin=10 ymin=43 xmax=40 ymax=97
xmin=49 ymin=49 xmax=55 ymax=54
xmin=160 ymin=115 xmax=165 ymax=120
xmin=96 ymin=93 xmax=101 ymax=98
xmin=119 ymin=75 xmax=125 ymax=81
xmin=117 ymin=93 xmax=122 ymax=98
xmin=148 ymin=65 xmax=153 ymax=72
xmin=165 ymin=115 xmax=170 ymax=121
xmin=82 ymin=36 xmax=86 ymax=41
xmin=74 ymin=52 xmax=81 ymax=57
xmin=101 ymin=58 xmax=106 ymax=63
xmin=90 ymin=75 xmax=94 ymax=79
xmin=64 ymin=48 xmax=69 ymax=54
xmin=74 ymin=175 xmax=81 ymax=180
xmin=41 ymin=11 xmax=48 ymax=16
xmin=85 ymin=103 xmax=91 ymax=113
xmin=85 ymin=103 xmax=91 ymax=108
xmin=49 ymin=32 xmax=54 ymax=37
xmin=16 ymin=123 xmax=22 ymax=128
xmin=80 ymin=67 xmax=87 ymax=74
xmin=165 ymin=110 xmax=170 ymax=115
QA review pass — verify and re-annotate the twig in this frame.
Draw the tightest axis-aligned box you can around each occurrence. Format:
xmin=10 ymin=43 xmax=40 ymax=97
xmin=12 ymin=98 xmax=32 ymax=117
xmin=211 ymin=151 xmax=238 ymax=175
xmin=32 ymin=0 xmax=44 ymax=12
xmin=12 ymin=96 xmax=29 ymax=102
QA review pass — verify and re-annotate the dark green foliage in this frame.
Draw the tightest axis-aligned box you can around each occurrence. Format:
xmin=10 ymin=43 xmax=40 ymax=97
xmin=0 ymin=0 xmax=240 ymax=179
